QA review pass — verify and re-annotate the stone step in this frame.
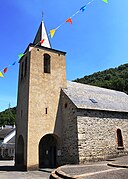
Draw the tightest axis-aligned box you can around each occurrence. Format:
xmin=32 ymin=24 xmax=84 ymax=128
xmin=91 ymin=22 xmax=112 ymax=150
xmin=49 ymin=171 xmax=61 ymax=179
xmin=49 ymin=167 xmax=79 ymax=179
xmin=55 ymin=168 xmax=79 ymax=179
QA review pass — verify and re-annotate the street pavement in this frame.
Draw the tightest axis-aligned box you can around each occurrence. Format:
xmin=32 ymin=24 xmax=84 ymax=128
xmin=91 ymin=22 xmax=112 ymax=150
xmin=0 ymin=160 xmax=51 ymax=179
xmin=0 ymin=156 xmax=128 ymax=179
xmin=60 ymin=156 xmax=128 ymax=179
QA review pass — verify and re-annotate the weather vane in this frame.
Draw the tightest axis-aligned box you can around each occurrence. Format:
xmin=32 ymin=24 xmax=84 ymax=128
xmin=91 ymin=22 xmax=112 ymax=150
xmin=42 ymin=11 xmax=44 ymax=21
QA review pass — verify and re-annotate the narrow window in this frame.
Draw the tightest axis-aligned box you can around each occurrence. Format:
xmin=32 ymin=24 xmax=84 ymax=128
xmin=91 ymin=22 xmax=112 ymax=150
xmin=21 ymin=62 xmax=24 ymax=81
xmin=44 ymin=54 xmax=51 ymax=73
xmin=65 ymin=103 xmax=67 ymax=108
xmin=24 ymin=57 xmax=27 ymax=76
xmin=45 ymin=108 xmax=48 ymax=114
xmin=117 ymin=129 xmax=124 ymax=148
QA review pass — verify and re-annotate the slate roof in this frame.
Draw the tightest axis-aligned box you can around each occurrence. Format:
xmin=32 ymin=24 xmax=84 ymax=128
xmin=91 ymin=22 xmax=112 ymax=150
xmin=62 ymin=81 xmax=128 ymax=112
xmin=0 ymin=128 xmax=14 ymax=139
xmin=8 ymin=135 xmax=15 ymax=144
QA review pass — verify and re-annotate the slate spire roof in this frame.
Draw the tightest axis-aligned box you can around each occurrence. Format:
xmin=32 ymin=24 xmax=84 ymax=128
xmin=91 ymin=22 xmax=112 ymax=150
xmin=33 ymin=21 xmax=51 ymax=48
xmin=63 ymin=81 xmax=128 ymax=112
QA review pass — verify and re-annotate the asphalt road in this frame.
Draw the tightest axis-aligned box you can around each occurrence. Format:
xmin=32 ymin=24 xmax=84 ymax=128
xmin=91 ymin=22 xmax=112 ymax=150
xmin=61 ymin=160 xmax=128 ymax=179
xmin=0 ymin=159 xmax=128 ymax=179
xmin=77 ymin=167 xmax=128 ymax=179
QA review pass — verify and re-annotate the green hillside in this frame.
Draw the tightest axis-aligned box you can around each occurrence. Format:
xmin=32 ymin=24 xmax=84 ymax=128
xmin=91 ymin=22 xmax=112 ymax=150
xmin=74 ymin=63 xmax=128 ymax=94
xmin=0 ymin=107 xmax=16 ymax=127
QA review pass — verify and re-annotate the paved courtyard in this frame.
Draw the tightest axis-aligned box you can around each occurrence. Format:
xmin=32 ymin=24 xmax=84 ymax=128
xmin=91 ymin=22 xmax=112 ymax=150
xmin=0 ymin=157 xmax=128 ymax=179
xmin=0 ymin=160 xmax=51 ymax=179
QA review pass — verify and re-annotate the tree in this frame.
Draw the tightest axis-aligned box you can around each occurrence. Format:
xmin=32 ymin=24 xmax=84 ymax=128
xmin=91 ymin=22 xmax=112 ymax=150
xmin=74 ymin=63 xmax=128 ymax=94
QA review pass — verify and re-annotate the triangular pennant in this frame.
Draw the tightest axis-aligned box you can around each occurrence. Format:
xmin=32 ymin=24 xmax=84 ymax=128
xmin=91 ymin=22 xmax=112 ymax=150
xmin=102 ymin=0 xmax=108 ymax=3
xmin=4 ymin=67 xmax=8 ymax=73
xmin=80 ymin=5 xmax=87 ymax=12
xmin=0 ymin=71 xmax=4 ymax=78
xmin=66 ymin=18 xmax=73 ymax=25
xmin=12 ymin=61 xmax=16 ymax=66
xmin=18 ymin=53 xmax=24 ymax=59
xmin=29 ymin=47 xmax=34 ymax=52
xmin=50 ymin=29 xmax=56 ymax=38
xmin=40 ymin=39 xmax=45 ymax=44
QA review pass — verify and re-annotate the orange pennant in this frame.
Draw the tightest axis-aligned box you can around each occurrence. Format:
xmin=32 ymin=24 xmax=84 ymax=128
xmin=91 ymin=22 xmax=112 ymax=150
xmin=66 ymin=18 xmax=73 ymax=25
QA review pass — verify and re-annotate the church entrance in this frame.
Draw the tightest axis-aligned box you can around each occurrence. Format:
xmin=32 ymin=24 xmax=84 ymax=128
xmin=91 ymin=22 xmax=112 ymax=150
xmin=39 ymin=134 xmax=57 ymax=168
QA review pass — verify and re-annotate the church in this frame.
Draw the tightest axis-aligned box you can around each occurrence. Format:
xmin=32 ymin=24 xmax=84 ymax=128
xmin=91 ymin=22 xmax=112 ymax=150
xmin=15 ymin=21 xmax=128 ymax=170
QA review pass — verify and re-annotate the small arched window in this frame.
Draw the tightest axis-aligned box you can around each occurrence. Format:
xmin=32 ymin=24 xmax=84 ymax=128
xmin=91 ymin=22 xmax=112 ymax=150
xmin=24 ymin=57 xmax=27 ymax=76
xmin=44 ymin=54 xmax=51 ymax=73
xmin=20 ymin=61 xmax=24 ymax=81
xmin=117 ymin=129 xmax=124 ymax=148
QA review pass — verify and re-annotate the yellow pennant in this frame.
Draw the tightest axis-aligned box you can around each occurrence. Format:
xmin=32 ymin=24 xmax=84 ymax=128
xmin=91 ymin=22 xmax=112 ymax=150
xmin=0 ymin=71 xmax=4 ymax=78
xmin=50 ymin=29 xmax=56 ymax=38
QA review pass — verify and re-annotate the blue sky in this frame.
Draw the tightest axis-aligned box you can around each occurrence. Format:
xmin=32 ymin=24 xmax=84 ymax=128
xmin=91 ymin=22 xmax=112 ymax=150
xmin=0 ymin=0 xmax=128 ymax=112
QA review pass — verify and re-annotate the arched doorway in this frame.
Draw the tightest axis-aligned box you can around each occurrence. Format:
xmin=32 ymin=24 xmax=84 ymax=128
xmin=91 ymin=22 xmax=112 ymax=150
xmin=15 ymin=135 xmax=25 ymax=168
xmin=39 ymin=134 xmax=57 ymax=168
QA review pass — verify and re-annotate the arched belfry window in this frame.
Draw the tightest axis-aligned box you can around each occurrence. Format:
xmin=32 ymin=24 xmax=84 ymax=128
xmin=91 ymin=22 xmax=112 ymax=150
xmin=117 ymin=129 xmax=124 ymax=148
xmin=44 ymin=54 xmax=51 ymax=73
xmin=20 ymin=61 xmax=24 ymax=81
xmin=24 ymin=57 xmax=27 ymax=76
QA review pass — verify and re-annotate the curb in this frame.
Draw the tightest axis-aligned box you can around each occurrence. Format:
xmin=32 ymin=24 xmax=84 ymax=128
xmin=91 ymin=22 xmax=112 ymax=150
xmin=107 ymin=163 xmax=128 ymax=168
xmin=56 ymin=167 xmax=78 ymax=179
xmin=50 ymin=167 xmax=81 ymax=179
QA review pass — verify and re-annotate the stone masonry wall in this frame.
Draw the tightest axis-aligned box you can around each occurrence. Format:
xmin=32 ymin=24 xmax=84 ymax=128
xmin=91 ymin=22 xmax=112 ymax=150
xmin=77 ymin=109 xmax=128 ymax=163
xmin=16 ymin=45 xmax=67 ymax=170
xmin=60 ymin=91 xmax=79 ymax=165
xmin=27 ymin=46 xmax=67 ymax=170
xmin=15 ymin=52 xmax=30 ymax=169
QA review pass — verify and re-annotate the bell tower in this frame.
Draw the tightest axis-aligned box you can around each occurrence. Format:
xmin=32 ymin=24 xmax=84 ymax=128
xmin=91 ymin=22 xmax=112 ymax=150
xmin=15 ymin=21 xmax=67 ymax=170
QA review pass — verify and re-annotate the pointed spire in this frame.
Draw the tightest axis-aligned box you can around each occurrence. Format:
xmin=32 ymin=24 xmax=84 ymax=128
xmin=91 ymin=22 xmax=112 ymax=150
xmin=41 ymin=21 xmax=51 ymax=48
xmin=33 ymin=21 xmax=51 ymax=48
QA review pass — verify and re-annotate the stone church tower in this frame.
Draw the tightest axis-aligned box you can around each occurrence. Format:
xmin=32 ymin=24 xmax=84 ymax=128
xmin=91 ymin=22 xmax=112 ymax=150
xmin=15 ymin=21 xmax=67 ymax=170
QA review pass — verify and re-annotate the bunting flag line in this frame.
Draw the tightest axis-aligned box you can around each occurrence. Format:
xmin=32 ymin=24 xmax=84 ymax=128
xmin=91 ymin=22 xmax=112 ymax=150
xmin=80 ymin=5 xmax=87 ymax=12
xmin=49 ymin=0 xmax=95 ymax=38
xmin=102 ymin=0 xmax=108 ymax=3
xmin=87 ymin=0 xmax=95 ymax=5
xmin=12 ymin=61 xmax=16 ymax=66
xmin=18 ymin=54 xmax=24 ymax=59
xmin=40 ymin=39 xmax=45 ymax=44
xmin=50 ymin=29 xmax=56 ymax=38
xmin=0 ymin=38 xmax=45 ymax=78
xmin=0 ymin=72 xmax=4 ymax=78
xmin=4 ymin=67 xmax=8 ymax=73
xmin=66 ymin=18 xmax=73 ymax=25
xmin=0 ymin=0 xmax=108 ymax=78
xmin=29 ymin=47 xmax=34 ymax=52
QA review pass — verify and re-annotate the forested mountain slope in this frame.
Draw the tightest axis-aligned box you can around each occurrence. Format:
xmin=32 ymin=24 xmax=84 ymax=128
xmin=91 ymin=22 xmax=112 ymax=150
xmin=0 ymin=107 xmax=16 ymax=126
xmin=74 ymin=63 xmax=128 ymax=94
